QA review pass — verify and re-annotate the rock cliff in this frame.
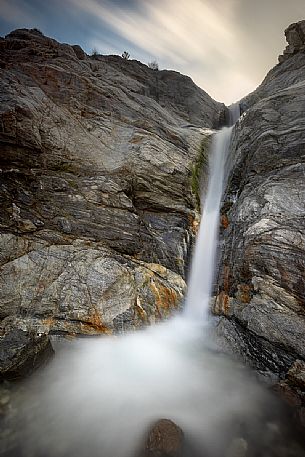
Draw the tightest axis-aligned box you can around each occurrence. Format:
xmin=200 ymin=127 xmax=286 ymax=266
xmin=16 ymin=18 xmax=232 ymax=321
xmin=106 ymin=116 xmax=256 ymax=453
xmin=0 ymin=28 xmax=222 ymax=377
xmin=214 ymin=20 xmax=305 ymax=422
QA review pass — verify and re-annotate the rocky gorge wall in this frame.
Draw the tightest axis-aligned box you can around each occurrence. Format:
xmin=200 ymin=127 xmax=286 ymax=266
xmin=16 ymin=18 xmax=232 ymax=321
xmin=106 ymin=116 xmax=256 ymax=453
xmin=214 ymin=20 xmax=305 ymax=423
xmin=0 ymin=28 xmax=223 ymax=378
xmin=1 ymin=19 xmax=304 ymax=421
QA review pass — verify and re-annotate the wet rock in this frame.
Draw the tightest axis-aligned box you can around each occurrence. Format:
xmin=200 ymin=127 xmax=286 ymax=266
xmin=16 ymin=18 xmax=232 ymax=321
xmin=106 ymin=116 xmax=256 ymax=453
xmin=226 ymin=437 xmax=248 ymax=457
xmin=141 ymin=419 xmax=184 ymax=457
xmin=273 ymin=382 xmax=302 ymax=408
xmin=0 ymin=317 xmax=53 ymax=380
xmin=287 ymin=360 xmax=305 ymax=390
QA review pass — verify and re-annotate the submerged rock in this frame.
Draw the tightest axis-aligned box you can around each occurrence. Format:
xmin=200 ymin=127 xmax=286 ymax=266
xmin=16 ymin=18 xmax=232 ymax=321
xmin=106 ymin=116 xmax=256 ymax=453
xmin=226 ymin=438 xmax=248 ymax=457
xmin=141 ymin=419 xmax=184 ymax=457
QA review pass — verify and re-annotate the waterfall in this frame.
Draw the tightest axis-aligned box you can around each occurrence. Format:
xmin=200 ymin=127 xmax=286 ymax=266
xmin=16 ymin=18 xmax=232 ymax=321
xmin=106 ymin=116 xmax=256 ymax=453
xmin=185 ymin=104 xmax=240 ymax=320
xmin=16 ymin=103 xmax=280 ymax=457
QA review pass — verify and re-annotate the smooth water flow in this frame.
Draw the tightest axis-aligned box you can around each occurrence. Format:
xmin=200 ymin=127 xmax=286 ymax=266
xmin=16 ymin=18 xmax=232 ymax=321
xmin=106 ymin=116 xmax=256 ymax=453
xmin=185 ymin=104 xmax=240 ymax=321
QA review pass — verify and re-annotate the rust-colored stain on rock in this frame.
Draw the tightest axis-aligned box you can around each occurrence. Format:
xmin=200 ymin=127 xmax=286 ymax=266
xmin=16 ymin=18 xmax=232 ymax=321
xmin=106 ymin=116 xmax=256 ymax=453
xmin=236 ymin=284 xmax=252 ymax=304
xmin=149 ymin=278 xmax=179 ymax=318
xmin=83 ymin=309 xmax=112 ymax=334
xmin=213 ymin=291 xmax=230 ymax=316
xmin=220 ymin=214 xmax=229 ymax=229
xmin=223 ymin=264 xmax=230 ymax=294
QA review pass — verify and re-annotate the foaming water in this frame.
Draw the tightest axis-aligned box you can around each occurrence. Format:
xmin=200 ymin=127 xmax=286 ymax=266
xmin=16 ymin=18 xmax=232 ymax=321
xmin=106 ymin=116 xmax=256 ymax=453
xmin=18 ymin=318 xmax=275 ymax=457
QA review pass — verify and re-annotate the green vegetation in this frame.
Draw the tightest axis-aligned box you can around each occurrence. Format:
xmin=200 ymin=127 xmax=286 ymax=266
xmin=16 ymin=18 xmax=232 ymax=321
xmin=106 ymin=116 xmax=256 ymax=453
xmin=190 ymin=136 xmax=210 ymax=211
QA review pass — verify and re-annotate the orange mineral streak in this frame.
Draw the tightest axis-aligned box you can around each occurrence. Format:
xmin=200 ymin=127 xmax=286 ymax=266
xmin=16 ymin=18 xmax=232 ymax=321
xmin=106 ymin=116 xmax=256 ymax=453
xmin=223 ymin=264 xmax=230 ymax=294
xmin=149 ymin=278 xmax=179 ymax=318
xmin=82 ymin=309 xmax=112 ymax=334
xmin=213 ymin=291 xmax=230 ymax=316
xmin=43 ymin=310 xmax=111 ymax=336
xmin=188 ymin=213 xmax=199 ymax=235
xmin=42 ymin=316 xmax=55 ymax=328
xmin=220 ymin=214 xmax=229 ymax=229
xmin=134 ymin=296 xmax=148 ymax=322
xmin=213 ymin=265 xmax=231 ymax=316
xmin=237 ymin=284 xmax=252 ymax=304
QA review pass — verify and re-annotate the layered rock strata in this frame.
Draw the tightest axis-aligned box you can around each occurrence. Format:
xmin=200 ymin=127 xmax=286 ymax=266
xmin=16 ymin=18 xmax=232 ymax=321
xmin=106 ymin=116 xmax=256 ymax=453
xmin=0 ymin=28 xmax=222 ymax=375
xmin=215 ymin=20 xmax=305 ymax=423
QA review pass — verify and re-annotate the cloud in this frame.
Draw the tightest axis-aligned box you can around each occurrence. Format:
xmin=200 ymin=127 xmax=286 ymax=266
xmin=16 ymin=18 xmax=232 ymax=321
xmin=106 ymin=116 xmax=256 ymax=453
xmin=0 ymin=0 xmax=41 ymax=27
xmin=3 ymin=0 xmax=304 ymax=103
xmin=69 ymin=0 xmax=237 ymax=63
xmin=68 ymin=0 xmax=247 ymax=102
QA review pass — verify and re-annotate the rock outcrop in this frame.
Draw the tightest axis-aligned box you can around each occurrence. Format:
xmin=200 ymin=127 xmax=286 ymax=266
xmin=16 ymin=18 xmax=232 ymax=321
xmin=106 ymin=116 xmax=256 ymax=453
xmin=279 ymin=20 xmax=305 ymax=63
xmin=214 ymin=20 xmax=305 ymax=423
xmin=0 ymin=28 xmax=222 ymax=376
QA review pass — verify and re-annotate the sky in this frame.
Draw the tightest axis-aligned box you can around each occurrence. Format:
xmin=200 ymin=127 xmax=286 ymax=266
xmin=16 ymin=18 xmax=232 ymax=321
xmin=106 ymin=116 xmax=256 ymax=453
xmin=0 ymin=0 xmax=304 ymax=104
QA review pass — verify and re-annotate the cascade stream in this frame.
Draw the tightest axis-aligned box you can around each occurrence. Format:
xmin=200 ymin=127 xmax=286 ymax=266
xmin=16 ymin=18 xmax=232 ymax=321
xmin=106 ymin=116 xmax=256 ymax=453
xmin=185 ymin=104 xmax=240 ymax=320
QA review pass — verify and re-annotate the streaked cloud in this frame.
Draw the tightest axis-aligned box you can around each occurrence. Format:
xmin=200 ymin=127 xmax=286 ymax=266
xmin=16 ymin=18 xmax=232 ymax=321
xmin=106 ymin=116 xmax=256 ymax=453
xmin=64 ymin=0 xmax=265 ymax=103
xmin=1 ymin=0 xmax=304 ymax=103
xmin=0 ymin=0 xmax=37 ymax=26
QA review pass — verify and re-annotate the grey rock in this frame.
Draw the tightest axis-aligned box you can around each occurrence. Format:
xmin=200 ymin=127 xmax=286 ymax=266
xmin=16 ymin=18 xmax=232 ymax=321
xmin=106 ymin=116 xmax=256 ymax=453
xmin=0 ymin=233 xmax=186 ymax=337
xmin=214 ymin=21 xmax=305 ymax=413
xmin=0 ymin=28 xmax=221 ymax=376
xmin=0 ymin=28 xmax=221 ymax=276
xmin=279 ymin=20 xmax=305 ymax=63
xmin=0 ymin=316 xmax=53 ymax=380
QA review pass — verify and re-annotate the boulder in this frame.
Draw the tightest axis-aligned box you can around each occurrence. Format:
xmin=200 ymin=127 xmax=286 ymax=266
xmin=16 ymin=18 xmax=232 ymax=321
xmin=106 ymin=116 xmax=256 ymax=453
xmin=141 ymin=419 xmax=184 ymax=457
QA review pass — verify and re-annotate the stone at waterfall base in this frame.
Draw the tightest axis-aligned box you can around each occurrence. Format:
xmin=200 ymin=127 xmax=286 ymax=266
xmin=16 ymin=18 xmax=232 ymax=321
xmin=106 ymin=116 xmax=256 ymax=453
xmin=139 ymin=419 xmax=184 ymax=457
xmin=0 ymin=317 xmax=54 ymax=380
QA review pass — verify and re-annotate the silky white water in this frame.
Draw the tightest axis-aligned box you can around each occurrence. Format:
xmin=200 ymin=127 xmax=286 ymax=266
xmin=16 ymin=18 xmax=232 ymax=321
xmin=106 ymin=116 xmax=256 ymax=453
xmin=185 ymin=127 xmax=233 ymax=320
xmin=185 ymin=104 xmax=239 ymax=321
xmin=15 ymin=106 xmax=281 ymax=457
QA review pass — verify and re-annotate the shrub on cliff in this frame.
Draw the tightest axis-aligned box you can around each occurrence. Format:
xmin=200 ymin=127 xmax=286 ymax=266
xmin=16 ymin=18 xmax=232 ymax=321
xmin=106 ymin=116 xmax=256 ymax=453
xmin=91 ymin=48 xmax=99 ymax=59
xmin=122 ymin=51 xmax=130 ymax=60
xmin=148 ymin=60 xmax=159 ymax=70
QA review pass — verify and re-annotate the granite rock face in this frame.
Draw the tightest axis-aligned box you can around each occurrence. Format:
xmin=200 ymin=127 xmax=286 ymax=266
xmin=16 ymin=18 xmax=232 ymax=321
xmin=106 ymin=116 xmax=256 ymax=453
xmin=0 ymin=28 xmax=222 ymax=376
xmin=214 ymin=22 xmax=305 ymax=420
